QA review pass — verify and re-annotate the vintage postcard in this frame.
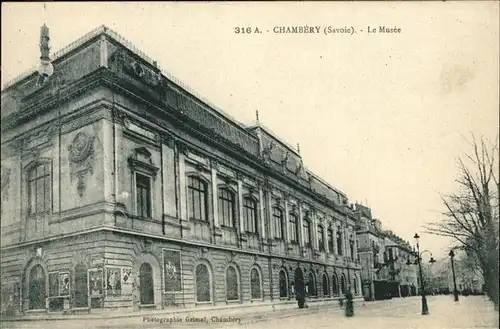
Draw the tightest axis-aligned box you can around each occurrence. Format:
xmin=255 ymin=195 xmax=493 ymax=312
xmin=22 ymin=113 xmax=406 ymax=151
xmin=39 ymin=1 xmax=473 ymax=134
xmin=1 ymin=2 xmax=498 ymax=329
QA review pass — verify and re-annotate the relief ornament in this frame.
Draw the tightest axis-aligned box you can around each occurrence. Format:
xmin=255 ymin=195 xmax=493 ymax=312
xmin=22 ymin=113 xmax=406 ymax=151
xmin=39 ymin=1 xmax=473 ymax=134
xmin=68 ymin=132 xmax=95 ymax=197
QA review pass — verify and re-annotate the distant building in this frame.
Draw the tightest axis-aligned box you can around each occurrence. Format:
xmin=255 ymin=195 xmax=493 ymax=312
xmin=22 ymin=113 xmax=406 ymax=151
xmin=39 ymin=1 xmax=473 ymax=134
xmin=355 ymin=204 xmax=418 ymax=300
xmin=424 ymin=258 xmax=484 ymax=295
xmin=0 ymin=26 xmax=362 ymax=315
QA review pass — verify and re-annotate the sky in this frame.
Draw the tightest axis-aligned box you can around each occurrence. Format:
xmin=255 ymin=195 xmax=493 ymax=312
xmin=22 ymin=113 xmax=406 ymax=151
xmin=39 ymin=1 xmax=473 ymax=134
xmin=2 ymin=2 xmax=499 ymax=260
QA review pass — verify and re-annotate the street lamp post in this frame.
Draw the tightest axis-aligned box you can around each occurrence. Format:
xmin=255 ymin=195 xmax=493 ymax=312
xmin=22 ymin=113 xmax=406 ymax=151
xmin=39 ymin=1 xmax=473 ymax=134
xmin=449 ymin=249 xmax=459 ymax=302
xmin=413 ymin=233 xmax=436 ymax=315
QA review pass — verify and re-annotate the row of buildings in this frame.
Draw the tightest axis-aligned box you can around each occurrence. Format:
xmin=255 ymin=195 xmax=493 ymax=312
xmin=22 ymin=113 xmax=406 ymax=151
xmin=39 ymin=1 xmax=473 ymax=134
xmin=1 ymin=25 xmax=420 ymax=315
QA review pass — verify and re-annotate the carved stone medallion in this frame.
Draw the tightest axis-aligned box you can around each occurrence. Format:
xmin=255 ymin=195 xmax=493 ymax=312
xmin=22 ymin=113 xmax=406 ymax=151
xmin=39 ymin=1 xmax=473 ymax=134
xmin=68 ymin=132 xmax=95 ymax=197
xmin=68 ymin=132 xmax=94 ymax=163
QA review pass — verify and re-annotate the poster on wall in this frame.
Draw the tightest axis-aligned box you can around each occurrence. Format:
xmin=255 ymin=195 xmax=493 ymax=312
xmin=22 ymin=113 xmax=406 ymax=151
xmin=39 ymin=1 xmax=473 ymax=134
xmin=121 ymin=268 xmax=133 ymax=295
xmin=89 ymin=269 xmax=103 ymax=297
xmin=163 ymin=249 xmax=181 ymax=292
xmin=49 ymin=272 xmax=59 ymax=297
xmin=106 ymin=267 xmax=122 ymax=296
xmin=59 ymin=272 xmax=70 ymax=296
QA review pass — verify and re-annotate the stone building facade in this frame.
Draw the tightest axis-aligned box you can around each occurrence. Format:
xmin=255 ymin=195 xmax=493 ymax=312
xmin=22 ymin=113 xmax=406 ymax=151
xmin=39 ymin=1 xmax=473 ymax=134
xmin=355 ymin=204 xmax=418 ymax=300
xmin=0 ymin=26 xmax=362 ymax=315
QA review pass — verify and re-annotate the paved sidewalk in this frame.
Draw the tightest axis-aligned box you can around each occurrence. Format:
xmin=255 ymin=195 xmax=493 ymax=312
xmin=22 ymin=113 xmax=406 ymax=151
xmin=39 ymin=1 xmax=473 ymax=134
xmin=0 ymin=298 xmax=345 ymax=329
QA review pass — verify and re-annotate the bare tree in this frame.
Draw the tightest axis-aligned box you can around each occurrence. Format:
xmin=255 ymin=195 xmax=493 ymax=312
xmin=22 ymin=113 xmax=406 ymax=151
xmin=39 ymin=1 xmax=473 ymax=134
xmin=425 ymin=135 xmax=499 ymax=310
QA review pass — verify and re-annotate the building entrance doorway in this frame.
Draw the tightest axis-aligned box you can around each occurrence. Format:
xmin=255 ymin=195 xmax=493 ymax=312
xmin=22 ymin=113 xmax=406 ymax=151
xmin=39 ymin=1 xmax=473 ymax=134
xmin=28 ymin=265 xmax=46 ymax=310
xmin=74 ymin=265 xmax=88 ymax=308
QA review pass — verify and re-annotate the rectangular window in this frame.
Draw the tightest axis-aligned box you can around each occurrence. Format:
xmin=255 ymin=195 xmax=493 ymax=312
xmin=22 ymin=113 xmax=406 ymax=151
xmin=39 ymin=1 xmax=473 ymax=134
xmin=318 ymin=226 xmax=325 ymax=251
xmin=289 ymin=214 xmax=298 ymax=243
xmin=336 ymin=231 xmax=343 ymax=255
xmin=27 ymin=163 xmax=50 ymax=215
xmin=328 ymin=229 xmax=334 ymax=253
xmin=243 ymin=198 xmax=258 ymax=233
xmin=218 ymin=188 xmax=235 ymax=227
xmin=188 ymin=176 xmax=207 ymax=221
xmin=273 ymin=208 xmax=283 ymax=239
xmin=135 ymin=173 xmax=151 ymax=218
xmin=303 ymin=219 xmax=311 ymax=246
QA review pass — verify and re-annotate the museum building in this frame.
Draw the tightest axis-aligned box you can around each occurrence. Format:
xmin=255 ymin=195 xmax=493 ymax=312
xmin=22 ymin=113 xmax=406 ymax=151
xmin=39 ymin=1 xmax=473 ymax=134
xmin=0 ymin=25 xmax=362 ymax=314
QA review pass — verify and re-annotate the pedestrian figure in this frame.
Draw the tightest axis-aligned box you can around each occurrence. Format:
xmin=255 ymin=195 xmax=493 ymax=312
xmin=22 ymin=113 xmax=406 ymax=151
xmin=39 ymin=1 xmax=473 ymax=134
xmin=296 ymin=289 xmax=306 ymax=309
xmin=344 ymin=287 xmax=354 ymax=317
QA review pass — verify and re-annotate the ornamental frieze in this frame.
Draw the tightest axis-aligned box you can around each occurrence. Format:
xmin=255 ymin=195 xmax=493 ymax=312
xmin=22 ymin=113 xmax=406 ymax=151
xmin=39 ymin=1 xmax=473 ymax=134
xmin=22 ymin=124 xmax=58 ymax=152
xmin=68 ymin=131 xmax=95 ymax=197
xmin=123 ymin=118 xmax=158 ymax=142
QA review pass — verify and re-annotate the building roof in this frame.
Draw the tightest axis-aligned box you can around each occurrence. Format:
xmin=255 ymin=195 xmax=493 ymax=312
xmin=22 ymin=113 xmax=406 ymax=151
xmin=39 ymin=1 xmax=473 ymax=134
xmin=2 ymin=24 xmax=352 ymax=212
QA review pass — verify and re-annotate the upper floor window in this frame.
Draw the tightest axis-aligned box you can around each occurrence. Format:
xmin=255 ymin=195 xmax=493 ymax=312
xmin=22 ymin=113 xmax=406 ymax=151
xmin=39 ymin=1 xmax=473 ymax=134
xmin=327 ymin=229 xmax=334 ymax=253
xmin=135 ymin=173 xmax=151 ymax=218
xmin=350 ymin=239 xmax=355 ymax=260
xmin=243 ymin=197 xmax=258 ymax=233
xmin=289 ymin=213 xmax=299 ymax=244
xmin=28 ymin=163 xmax=51 ymax=215
xmin=336 ymin=230 xmax=343 ymax=255
xmin=318 ymin=226 xmax=325 ymax=251
xmin=272 ymin=207 xmax=284 ymax=239
xmin=188 ymin=176 xmax=208 ymax=221
xmin=303 ymin=219 xmax=311 ymax=247
xmin=218 ymin=188 xmax=235 ymax=227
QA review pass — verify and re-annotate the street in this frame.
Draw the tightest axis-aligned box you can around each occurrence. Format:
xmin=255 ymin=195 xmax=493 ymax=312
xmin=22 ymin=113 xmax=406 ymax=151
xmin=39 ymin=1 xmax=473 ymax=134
xmin=2 ymin=295 xmax=498 ymax=329
xmin=228 ymin=295 xmax=499 ymax=329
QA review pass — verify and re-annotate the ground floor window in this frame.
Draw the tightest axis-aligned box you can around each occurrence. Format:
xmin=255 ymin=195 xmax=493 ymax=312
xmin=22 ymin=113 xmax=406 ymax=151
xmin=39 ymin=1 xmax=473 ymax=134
xmin=322 ymin=274 xmax=329 ymax=297
xmin=195 ymin=264 xmax=211 ymax=302
xmin=341 ymin=275 xmax=347 ymax=295
xmin=332 ymin=275 xmax=338 ymax=296
xmin=250 ymin=268 xmax=262 ymax=299
xmin=279 ymin=270 xmax=288 ymax=298
xmin=226 ymin=265 xmax=239 ymax=301
xmin=307 ymin=272 xmax=316 ymax=297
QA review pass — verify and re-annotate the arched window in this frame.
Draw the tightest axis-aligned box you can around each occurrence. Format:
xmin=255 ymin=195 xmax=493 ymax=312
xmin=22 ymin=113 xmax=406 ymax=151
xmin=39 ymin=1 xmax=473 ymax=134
xmin=272 ymin=207 xmax=284 ymax=239
xmin=336 ymin=230 xmax=343 ymax=255
xmin=322 ymin=273 xmax=330 ymax=297
xmin=188 ymin=176 xmax=208 ymax=221
xmin=218 ymin=188 xmax=235 ymax=227
xmin=195 ymin=263 xmax=211 ymax=302
xmin=28 ymin=163 xmax=51 ymax=215
xmin=250 ymin=268 xmax=262 ymax=300
xmin=279 ymin=269 xmax=288 ymax=298
xmin=327 ymin=229 xmax=334 ymax=253
xmin=332 ymin=274 xmax=338 ymax=296
xmin=29 ymin=265 xmax=46 ymax=310
xmin=289 ymin=213 xmax=299 ymax=243
xmin=243 ymin=197 xmax=258 ymax=233
xmin=225 ymin=265 xmax=239 ymax=301
xmin=352 ymin=276 xmax=358 ymax=294
xmin=307 ymin=272 xmax=316 ymax=297
xmin=139 ymin=263 xmax=154 ymax=305
xmin=318 ymin=226 xmax=325 ymax=251
xmin=341 ymin=275 xmax=347 ymax=295
xmin=303 ymin=219 xmax=311 ymax=247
